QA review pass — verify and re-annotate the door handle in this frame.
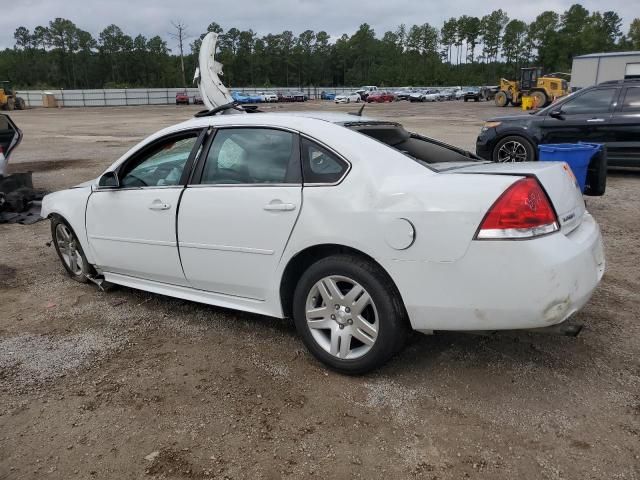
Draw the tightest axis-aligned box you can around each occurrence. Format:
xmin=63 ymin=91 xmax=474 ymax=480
xmin=148 ymin=200 xmax=171 ymax=210
xmin=587 ymin=118 xmax=605 ymax=123
xmin=263 ymin=202 xmax=296 ymax=212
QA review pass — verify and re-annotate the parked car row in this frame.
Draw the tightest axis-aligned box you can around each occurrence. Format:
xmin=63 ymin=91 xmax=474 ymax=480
xmin=463 ymin=86 xmax=499 ymax=102
xmin=406 ymin=88 xmax=465 ymax=102
xmin=180 ymin=86 xmax=497 ymax=106
xmin=175 ymin=92 xmax=205 ymax=105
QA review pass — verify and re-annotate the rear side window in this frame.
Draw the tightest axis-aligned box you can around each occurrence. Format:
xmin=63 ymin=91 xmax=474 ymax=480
xmin=561 ymin=88 xmax=616 ymax=115
xmin=301 ymin=138 xmax=348 ymax=184
xmin=200 ymin=128 xmax=298 ymax=184
xmin=621 ymin=87 xmax=640 ymax=111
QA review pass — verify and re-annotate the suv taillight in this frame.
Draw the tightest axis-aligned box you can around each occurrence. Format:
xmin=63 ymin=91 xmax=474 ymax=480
xmin=476 ymin=177 xmax=559 ymax=240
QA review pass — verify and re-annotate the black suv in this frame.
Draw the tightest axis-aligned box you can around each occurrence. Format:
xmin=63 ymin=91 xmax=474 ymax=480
xmin=476 ymin=79 xmax=640 ymax=167
xmin=463 ymin=87 xmax=482 ymax=102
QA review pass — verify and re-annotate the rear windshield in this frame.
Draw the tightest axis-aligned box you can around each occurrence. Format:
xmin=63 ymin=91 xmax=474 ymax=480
xmin=346 ymin=123 xmax=483 ymax=170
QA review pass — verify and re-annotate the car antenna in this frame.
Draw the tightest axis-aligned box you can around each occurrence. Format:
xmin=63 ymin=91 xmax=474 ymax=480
xmin=194 ymin=101 xmax=262 ymax=117
xmin=348 ymin=104 xmax=366 ymax=117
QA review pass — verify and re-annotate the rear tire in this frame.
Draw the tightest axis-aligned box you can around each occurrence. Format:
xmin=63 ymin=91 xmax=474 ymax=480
xmin=293 ymin=255 xmax=408 ymax=375
xmin=51 ymin=217 xmax=93 ymax=283
xmin=16 ymin=97 xmax=26 ymax=110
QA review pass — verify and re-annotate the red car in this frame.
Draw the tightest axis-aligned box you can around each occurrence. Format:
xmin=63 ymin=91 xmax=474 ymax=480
xmin=175 ymin=91 xmax=189 ymax=105
xmin=366 ymin=91 xmax=396 ymax=103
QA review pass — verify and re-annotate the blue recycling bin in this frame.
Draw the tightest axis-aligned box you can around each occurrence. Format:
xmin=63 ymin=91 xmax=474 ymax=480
xmin=538 ymin=143 xmax=602 ymax=193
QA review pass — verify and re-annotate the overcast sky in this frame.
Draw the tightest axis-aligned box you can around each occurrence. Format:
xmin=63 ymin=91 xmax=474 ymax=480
xmin=3 ymin=0 xmax=638 ymax=51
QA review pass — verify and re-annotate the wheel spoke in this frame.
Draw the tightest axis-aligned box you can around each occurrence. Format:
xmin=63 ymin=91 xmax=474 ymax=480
xmin=319 ymin=277 xmax=342 ymax=302
xmin=353 ymin=315 xmax=377 ymax=343
xmin=69 ymin=250 xmax=78 ymax=272
xmin=329 ymin=329 xmax=340 ymax=356
xmin=339 ymin=332 xmax=351 ymax=358
xmin=307 ymin=318 xmax=334 ymax=330
xmin=58 ymin=226 xmax=70 ymax=242
xmin=343 ymin=284 xmax=364 ymax=306
xmin=306 ymin=305 xmax=330 ymax=320
xmin=351 ymin=290 xmax=372 ymax=317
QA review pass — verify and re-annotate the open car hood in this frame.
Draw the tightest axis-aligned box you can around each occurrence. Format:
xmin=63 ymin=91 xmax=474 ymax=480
xmin=193 ymin=32 xmax=237 ymax=111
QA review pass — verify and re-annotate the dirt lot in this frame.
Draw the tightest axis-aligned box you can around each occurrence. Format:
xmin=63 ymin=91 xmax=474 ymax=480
xmin=1 ymin=100 xmax=638 ymax=479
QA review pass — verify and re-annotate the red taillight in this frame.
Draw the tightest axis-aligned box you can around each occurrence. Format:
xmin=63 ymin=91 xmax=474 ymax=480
xmin=476 ymin=177 xmax=559 ymax=239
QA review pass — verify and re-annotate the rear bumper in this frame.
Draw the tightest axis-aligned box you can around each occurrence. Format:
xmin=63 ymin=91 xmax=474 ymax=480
xmin=388 ymin=213 xmax=605 ymax=332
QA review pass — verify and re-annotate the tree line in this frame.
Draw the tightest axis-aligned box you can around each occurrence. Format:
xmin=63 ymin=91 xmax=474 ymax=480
xmin=2 ymin=5 xmax=639 ymax=90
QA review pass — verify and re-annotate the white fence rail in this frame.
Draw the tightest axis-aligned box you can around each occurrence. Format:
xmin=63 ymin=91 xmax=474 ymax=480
xmin=16 ymin=86 xmax=362 ymax=107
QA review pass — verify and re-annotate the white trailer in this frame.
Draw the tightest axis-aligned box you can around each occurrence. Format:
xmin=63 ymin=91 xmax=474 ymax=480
xmin=571 ymin=51 xmax=640 ymax=90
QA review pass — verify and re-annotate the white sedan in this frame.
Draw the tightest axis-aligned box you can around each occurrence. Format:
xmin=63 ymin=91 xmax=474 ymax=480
xmin=41 ymin=107 xmax=605 ymax=374
xmin=257 ymin=92 xmax=278 ymax=103
xmin=334 ymin=92 xmax=361 ymax=104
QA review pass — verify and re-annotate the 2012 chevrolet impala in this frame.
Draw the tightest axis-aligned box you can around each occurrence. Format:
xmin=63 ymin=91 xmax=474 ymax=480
xmin=40 ymin=108 xmax=605 ymax=373
xmin=39 ymin=33 xmax=605 ymax=374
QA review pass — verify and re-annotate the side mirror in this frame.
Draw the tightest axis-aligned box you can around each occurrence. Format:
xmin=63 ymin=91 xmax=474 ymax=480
xmin=98 ymin=171 xmax=120 ymax=189
xmin=0 ymin=114 xmax=23 ymax=176
xmin=549 ymin=109 xmax=564 ymax=119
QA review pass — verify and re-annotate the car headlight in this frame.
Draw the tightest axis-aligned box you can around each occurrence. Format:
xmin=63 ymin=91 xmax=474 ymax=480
xmin=481 ymin=121 xmax=501 ymax=132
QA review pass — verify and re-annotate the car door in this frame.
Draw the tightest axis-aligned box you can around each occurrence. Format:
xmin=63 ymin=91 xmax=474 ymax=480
xmin=86 ymin=129 xmax=205 ymax=286
xmin=177 ymin=127 xmax=302 ymax=300
xmin=541 ymin=87 xmax=619 ymax=146
xmin=608 ymin=85 xmax=640 ymax=166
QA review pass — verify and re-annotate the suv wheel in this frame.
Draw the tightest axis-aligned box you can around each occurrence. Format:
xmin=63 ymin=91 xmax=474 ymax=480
xmin=493 ymin=135 xmax=535 ymax=162
xmin=293 ymin=255 xmax=407 ymax=374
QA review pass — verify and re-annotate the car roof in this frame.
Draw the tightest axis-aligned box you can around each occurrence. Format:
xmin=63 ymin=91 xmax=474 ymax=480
xmin=108 ymin=110 xmax=414 ymax=177
xmin=176 ymin=110 xmax=383 ymax=130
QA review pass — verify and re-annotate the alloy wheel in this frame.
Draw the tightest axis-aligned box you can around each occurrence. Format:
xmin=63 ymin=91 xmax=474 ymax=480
xmin=305 ymin=275 xmax=378 ymax=360
xmin=55 ymin=223 xmax=84 ymax=276
xmin=497 ymin=140 xmax=528 ymax=162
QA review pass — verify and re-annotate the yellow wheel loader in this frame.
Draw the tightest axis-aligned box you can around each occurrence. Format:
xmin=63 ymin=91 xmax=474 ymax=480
xmin=0 ymin=81 xmax=26 ymax=111
xmin=494 ymin=68 xmax=568 ymax=108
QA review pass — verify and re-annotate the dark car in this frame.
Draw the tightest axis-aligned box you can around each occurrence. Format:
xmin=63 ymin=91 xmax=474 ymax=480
xmin=175 ymin=91 xmax=190 ymax=105
xmin=476 ymin=78 xmax=640 ymax=168
xmin=463 ymin=87 xmax=482 ymax=102
xmin=290 ymin=91 xmax=308 ymax=102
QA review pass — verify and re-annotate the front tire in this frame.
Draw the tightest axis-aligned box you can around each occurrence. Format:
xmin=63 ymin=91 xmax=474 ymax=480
xmin=492 ymin=135 xmax=536 ymax=163
xmin=531 ymin=90 xmax=548 ymax=108
xmin=293 ymin=255 xmax=408 ymax=375
xmin=51 ymin=217 xmax=93 ymax=283
xmin=494 ymin=91 xmax=508 ymax=107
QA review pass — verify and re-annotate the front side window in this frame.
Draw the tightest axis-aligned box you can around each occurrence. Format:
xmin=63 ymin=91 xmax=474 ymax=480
xmin=301 ymin=138 xmax=348 ymax=184
xmin=621 ymin=87 xmax=640 ymax=111
xmin=560 ymin=88 xmax=616 ymax=115
xmin=120 ymin=133 xmax=199 ymax=187
xmin=201 ymin=128 xmax=297 ymax=184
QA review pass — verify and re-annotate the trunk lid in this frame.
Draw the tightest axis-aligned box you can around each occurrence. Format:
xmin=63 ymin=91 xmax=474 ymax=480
xmin=445 ymin=161 xmax=586 ymax=233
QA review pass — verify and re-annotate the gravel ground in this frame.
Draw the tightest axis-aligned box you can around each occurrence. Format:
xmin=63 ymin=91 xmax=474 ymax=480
xmin=0 ymin=101 xmax=638 ymax=479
